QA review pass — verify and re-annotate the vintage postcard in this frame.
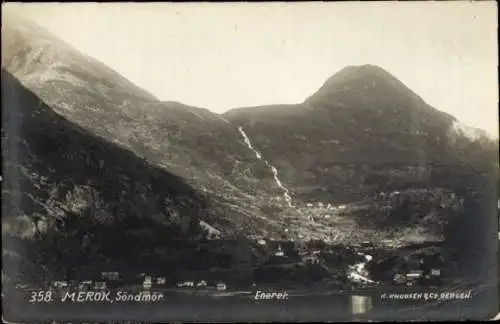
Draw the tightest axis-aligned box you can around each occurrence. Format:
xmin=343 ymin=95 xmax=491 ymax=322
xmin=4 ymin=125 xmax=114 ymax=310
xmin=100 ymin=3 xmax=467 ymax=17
xmin=2 ymin=2 xmax=498 ymax=322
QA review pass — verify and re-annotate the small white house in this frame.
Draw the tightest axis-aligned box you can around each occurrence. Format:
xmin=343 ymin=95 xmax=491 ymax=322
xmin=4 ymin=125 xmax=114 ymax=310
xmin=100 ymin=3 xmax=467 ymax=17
xmin=430 ymin=269 xmax=441 ymax=277
xmin=156 ymin=277 xmax=166 ymax=285
xmin=52 ymin=281 xmax=68 ymax=288
xmin=275 ymin=250 xmax=285 ymax=257
xmin=257 ymin=239 xmax=266 ymax=246
xmin=177 ymin=281 xmax=194 ymax=288
xmin=94 ymin=281 xmax=107 ymax=290
xmin=393 ymin=273 xmax=406 ymax=284
xmin=101 ymin=271 xmax=120 ymax=281
xmin=216 ymin=282 xmax=227 ymax=291
xmin=196 ymin=280 xmax=207 ymax=287
xmin=80 ymin=280 xmax=92 ymax=286
xmin=406 ymin=271 xmax=423 ymax=280
xmin=143 ymin=276 xmax=152 ymax=289
xmin=78 ymin=281 xmax=93 ymax=290
xmin=306 ymin=203 xmax=313 ymax=208
xmin=275 ymin=246 xmax=285 ymax=257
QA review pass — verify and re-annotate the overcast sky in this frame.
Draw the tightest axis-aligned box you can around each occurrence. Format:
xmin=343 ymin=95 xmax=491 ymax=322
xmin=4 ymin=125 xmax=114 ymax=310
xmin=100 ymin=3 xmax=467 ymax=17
xmin=4 ymin=2 xmax=499 ymax=137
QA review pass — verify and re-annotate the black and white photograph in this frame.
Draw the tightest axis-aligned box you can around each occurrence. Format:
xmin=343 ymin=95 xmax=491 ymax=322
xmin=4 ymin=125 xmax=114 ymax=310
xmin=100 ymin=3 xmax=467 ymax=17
xmin=1 ymin=2 xmax=499 ymax=322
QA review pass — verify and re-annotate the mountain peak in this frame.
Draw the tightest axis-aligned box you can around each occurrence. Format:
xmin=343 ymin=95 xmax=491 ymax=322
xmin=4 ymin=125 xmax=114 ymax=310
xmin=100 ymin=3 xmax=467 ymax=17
xmin=323 ymin=64 xmax=402 ymax=88
xmin=337 ymin=64 xmax=389 ymax=75
xmin=305 ymin=64 xmax=426 ymax=110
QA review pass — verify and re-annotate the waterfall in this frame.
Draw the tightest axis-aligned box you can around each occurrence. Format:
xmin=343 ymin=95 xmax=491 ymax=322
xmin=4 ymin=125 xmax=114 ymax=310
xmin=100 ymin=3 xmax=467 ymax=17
xmin=347 ymin=253 xmax=375 ymax=284
xmin=237 ymin=126 xmax=293 ymax=207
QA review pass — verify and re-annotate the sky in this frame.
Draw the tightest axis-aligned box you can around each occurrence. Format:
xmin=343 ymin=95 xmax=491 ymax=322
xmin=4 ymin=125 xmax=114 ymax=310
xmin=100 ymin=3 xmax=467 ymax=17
xmin=3 ymin=2 xmax=499 ymax=137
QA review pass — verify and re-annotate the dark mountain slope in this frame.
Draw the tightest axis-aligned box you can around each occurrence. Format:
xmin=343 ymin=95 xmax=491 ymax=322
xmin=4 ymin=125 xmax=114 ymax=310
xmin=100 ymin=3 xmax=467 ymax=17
xmin=1 ymin=69 xmax=266 ymax=282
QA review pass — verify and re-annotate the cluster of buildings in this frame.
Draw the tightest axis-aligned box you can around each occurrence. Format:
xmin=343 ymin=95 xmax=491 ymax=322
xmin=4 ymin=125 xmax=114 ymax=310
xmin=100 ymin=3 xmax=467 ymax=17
xmin=375 ymin=189 xmax=463 ymax=210
xmin=392 ymin=267 xmax=442 ymax=286
xmin=141 ymin=275 xmax=167 ymax=289
xmin=343 ymin=241 xmax=445 ymax=288
xmin=49 ymin=271 xmax=121 ymax=291
xmin=49 ymin=270 xmax=230 ymax=292
xmin=51 ymin=279 xmax=108 ymax=291
xmin=305 ymin=202 xmax=347 ymax=211
xmin=176 ymin=280 xmax=226 ymax=291
xmin=138 ymin=274 xmax=222 ymax=291
xmin=134 ymin=273 xmax=227 ymax=292
xmin=386 ymin=251 xmax=444 ymax=286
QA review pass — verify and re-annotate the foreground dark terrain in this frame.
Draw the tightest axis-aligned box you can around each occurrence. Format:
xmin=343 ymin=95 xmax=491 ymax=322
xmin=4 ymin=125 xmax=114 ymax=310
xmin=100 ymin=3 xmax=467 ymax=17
xmin=1 ymin=12 xmax=499 ymax=321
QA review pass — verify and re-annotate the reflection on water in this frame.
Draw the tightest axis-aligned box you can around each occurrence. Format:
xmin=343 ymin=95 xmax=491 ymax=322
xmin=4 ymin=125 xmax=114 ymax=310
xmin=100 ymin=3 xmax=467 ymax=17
xmin=350 ymin=295 xmax=373 ymax=315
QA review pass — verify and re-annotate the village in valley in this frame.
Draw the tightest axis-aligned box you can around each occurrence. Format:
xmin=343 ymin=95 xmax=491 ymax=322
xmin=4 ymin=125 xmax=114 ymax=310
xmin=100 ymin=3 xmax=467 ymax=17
xmin=34 ymin=188 xmax=459 ymax=301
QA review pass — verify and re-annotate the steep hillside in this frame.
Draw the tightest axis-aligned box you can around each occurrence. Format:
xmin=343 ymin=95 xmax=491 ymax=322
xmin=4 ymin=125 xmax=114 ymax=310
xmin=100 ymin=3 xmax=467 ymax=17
xmin=1 ymin=14 xmax=292 ymax=234
xmin=3 ymin=68 xmax=280 ymax=284
xmin=225 ymin=65 xmax=498 ymax=203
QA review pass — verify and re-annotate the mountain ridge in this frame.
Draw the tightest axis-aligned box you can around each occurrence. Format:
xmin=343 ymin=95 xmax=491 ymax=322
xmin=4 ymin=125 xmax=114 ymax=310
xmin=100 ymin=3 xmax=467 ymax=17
xmin=4 ymin=13 xmax=492 ymax=140
xmin=1 ymin=12 xmax=159 ymax=102
xmin=2 ymin=12 xmax=498 ymax=250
